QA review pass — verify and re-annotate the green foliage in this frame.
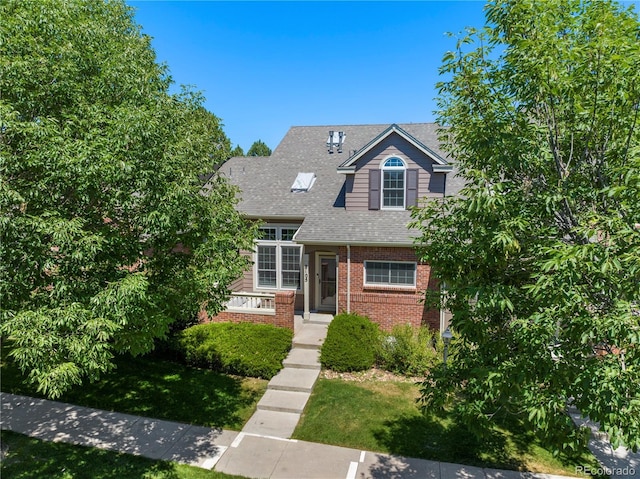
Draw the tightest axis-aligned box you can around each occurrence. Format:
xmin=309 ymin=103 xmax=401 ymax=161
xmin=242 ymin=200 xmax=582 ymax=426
xmin=376 ymin=325 xmax=443 ymax=376
xmin=321 ymin=313 xmax=379 ymax=372
xmin=0 ymin=0 xmax=257 ymax=398
xmin=411 ymin=0 xmax=640 ymax=452
xmin=230 ymin=145 xmax=245 ymax=157
xmin=176 ymin=323 xmax=293 ymax=379
xmin=247 ymin=139 xmax=272 ymax=156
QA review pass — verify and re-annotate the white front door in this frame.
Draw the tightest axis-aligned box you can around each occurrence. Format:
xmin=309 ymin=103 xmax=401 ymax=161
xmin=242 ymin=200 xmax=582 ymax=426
xmin=316 ymin=253 xmax=337 ymax=310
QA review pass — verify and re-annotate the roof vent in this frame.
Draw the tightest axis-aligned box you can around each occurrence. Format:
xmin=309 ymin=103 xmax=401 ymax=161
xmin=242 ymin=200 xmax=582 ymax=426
xmin=327 ymin=131 xmax=346 ymax=154
xmin=291 ymin=172 xmax=316 ymax=192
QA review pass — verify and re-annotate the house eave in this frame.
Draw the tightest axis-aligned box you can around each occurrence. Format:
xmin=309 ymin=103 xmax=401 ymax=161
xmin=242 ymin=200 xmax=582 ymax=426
xmin=337 ymin=123 xmax=449 ymax=172
xmin=294 ymin=239 xmax=416 ymax=248
xmin=432 ymin=165 xmax=453 ymax=173
xmin=241 ymin=214 xmax=306 ymax=222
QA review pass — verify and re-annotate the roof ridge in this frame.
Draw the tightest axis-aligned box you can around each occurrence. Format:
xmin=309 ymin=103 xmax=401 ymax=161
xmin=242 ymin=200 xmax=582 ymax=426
xmin=288 ymin=122 xmax=439 ymax=128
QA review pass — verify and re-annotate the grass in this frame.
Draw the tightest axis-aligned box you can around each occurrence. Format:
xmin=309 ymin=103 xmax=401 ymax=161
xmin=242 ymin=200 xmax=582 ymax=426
xmin=0 ymin=430 xmax=244 ymax=479
xmin=293 ymin=378 xmax=603 ymax=477
xmin=1 ymin=349 xmax=267 ymax=430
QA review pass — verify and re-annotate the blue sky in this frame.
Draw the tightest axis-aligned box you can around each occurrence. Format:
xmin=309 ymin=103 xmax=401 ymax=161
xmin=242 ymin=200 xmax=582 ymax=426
xmin=128 ymin=1 xmax=637 ymax=152
xmin=128 ymin=1 xmax=488 ymax=152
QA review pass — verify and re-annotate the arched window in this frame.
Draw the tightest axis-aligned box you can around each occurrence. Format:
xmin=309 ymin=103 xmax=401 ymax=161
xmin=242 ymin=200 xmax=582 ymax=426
xmin=381 ymin=157 xmax=406 ymax=209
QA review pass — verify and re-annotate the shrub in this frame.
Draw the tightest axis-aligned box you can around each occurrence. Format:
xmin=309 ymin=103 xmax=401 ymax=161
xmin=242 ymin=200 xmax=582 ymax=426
xmin=376 ymin=325 xmax=443 ymax=376
xmin=321 ymin=313 xmax=379 ymax=372
xmin=175 ymin=322 xmax=293 ymax=379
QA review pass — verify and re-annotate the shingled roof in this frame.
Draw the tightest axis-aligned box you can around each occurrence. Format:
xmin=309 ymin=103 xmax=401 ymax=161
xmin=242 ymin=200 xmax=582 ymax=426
xmin=219 ymin=123 xmax=463 ymax=245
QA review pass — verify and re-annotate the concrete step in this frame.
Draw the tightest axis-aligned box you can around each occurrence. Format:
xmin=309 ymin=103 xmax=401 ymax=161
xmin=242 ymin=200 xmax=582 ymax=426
xmin=257 ymin=389 xmax=310 ymax=414
xmin=268 ymin=367 xmax=320 ymax=393
xmin=282 ymin=348 xmax=321 ymax=370
xmin=292 ymin=324 xmax=328 ymax=350
xmin=241 ymin=409 xmax=300 ymax=438
xmin=306 ymin=320 xmax=331 ymax=326
xmin=305 ymin=313 xmax=333 ymax=326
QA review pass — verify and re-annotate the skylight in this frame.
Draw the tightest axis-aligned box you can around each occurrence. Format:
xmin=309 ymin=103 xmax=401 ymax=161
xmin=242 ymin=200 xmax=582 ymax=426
xmin=291 ymin=172 xmax=316 ymax=192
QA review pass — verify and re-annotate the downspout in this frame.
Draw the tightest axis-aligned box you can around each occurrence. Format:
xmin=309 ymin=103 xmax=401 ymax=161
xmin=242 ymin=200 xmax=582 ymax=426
xmin=439 ymin=286 xmax=445 ymax=332
xmin=347 ymin=244 xmax=351 ymax=314
xmin=303 ymin=253 xmax=310 ymax=321
xmin=335 ymin=253 xmax=339 ymax=316
xmin=440 ymin=174 xmax=448 ymax=331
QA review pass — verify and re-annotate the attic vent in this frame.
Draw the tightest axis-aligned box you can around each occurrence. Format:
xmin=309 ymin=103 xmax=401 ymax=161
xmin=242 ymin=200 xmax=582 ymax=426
xmin=291 ymin=172 xmax=316 ymax=192
xmin=327 ymin=130 xmax=346 ymax=154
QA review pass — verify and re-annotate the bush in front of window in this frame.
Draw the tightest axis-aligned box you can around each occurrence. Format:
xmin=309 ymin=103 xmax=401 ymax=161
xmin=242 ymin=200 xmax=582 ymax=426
xmin=376 ymin=324 xmax=443 ymax=376
xmin=176 ymin=322 xmax=293 ymax=379
xmin=320 ymin=313 xmax=379 ymax=372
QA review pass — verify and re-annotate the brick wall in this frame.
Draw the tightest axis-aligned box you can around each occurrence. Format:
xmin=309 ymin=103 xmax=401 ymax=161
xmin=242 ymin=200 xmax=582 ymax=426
xmin=198 ymin=291 xmax=295 ymax=330
xmin=337 ymin=246 xmax=440 ymax=331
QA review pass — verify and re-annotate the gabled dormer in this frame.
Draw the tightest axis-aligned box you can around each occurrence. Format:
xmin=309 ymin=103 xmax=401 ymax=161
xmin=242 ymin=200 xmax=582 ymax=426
xmin=336 ymin=124 xmax=452 ymax=211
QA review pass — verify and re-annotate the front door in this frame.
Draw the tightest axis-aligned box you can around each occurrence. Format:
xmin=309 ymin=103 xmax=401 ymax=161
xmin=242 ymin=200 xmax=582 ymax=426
xmin=317 ymin=254 xmax=336 ymax=310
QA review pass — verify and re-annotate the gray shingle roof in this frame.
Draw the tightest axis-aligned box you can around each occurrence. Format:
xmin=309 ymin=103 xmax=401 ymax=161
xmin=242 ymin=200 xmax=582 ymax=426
xmin=219 ymin=123 xmax=461 ymax=245
xmin=337 ymin=123 xmax=449 ymax=171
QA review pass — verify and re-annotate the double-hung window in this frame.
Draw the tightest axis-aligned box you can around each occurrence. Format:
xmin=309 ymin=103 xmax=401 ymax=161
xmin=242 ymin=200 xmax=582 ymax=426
xmin=381 ymin=157 xmax=406 ymax=209
xmin=364 ymin=261 xmax=416 ymax=287
xmin=256 ymin=226 xmax=302 ymax=290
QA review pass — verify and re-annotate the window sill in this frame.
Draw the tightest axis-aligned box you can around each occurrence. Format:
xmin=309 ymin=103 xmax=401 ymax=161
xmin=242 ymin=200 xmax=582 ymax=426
xmin=363 ymin=284 xmax=417 ymax=293
xmin=256 ymin=287 xmax=301 ymax=293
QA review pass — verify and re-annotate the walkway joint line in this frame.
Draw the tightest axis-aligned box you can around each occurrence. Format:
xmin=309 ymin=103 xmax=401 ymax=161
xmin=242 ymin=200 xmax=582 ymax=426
xmin=230 ymin=432 xmax=245 ymax=448
xmin=244 ymin=432 xmax=299 ymax=443
xmin=200 ymin=446 xmax=227 ymax=469
xmin=346 ymin=461 xmax=358 ymax=479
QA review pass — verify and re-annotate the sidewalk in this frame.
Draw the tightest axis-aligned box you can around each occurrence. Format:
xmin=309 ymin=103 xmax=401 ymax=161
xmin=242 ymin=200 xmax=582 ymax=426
xmin=1 ymin=392 xmax=578 ymax=479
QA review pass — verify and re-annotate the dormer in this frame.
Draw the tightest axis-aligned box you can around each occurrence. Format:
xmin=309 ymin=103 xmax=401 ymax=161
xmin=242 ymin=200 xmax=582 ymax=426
xmin=336 ymin=124 xmax=452 ymax=211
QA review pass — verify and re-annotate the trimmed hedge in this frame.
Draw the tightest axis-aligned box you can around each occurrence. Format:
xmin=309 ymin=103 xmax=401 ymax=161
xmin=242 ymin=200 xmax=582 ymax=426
xmin=176 ymin=322 xmax=293 ymax=379
xmin=320 ymin=313 xmax=379 ymax=372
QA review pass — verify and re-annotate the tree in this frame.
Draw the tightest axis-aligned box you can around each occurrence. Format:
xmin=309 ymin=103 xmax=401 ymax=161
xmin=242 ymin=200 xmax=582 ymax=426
xmin=247 ymin=139 xmax=272 ymax=156
xmin=412 ymin=0 xmax=640 ymax=452
xmin=0 ymin=0 xmax=257 ymax=398
xmin=230 ymin=145 xmax=245 ymax=157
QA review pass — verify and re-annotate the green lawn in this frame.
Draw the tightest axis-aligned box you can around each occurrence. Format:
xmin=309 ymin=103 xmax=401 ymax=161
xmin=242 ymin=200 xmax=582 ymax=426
xmin=1 ymin=350 xmax=267 ymax=430
xmin=293 ymin=378 xmax=602 ymax=477
xmin=0 ymin=430 xmax=243 ymax=479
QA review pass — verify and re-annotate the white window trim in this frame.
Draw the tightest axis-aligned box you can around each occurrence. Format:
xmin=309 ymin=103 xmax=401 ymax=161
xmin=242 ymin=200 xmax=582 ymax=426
xmin=363 ymin=260 xmax=417 ymax=288
xmin=255 ymin=225 xmax=302 ymax=291
xmin=380 ymin=156 xmax=407 ymax=210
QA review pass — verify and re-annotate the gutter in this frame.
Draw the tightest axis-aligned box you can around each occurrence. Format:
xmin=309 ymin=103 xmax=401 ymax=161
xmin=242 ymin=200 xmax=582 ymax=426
xmin=432 ymin=164 xmax=453 ymax=173
xmin=347 ymin=244 xmax=351 ymax=313
xmin=294 ymin=239 xmax=417 ymax=248
xmin=245 ymin=215 xmax=306 ymax=222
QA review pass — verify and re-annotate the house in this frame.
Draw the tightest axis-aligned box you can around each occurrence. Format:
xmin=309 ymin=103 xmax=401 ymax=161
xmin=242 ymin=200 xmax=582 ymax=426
xmin=210 ymin=123 xmax=463 ymax=332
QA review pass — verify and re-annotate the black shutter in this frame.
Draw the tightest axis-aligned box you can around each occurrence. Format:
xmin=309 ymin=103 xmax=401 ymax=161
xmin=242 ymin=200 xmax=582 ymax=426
xmin=406 ymin=169 xmax=419 ymax=208
xmin=369 ymin=169 xmax=381 ymax=210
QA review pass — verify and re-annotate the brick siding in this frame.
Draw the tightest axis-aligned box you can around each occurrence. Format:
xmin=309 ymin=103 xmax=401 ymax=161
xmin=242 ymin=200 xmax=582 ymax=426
xmin=338 ymin=246 xmax=440 ymax=331
xmin=198 ymin=290 xmax=295 ymax=330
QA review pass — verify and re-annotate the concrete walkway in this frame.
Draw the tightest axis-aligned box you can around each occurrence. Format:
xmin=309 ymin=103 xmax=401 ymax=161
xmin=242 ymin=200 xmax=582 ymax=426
xmin=241 ymin=313 xmax=331 ymax=438
xmin=1 ymin=392 xmax=582 ymax=479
